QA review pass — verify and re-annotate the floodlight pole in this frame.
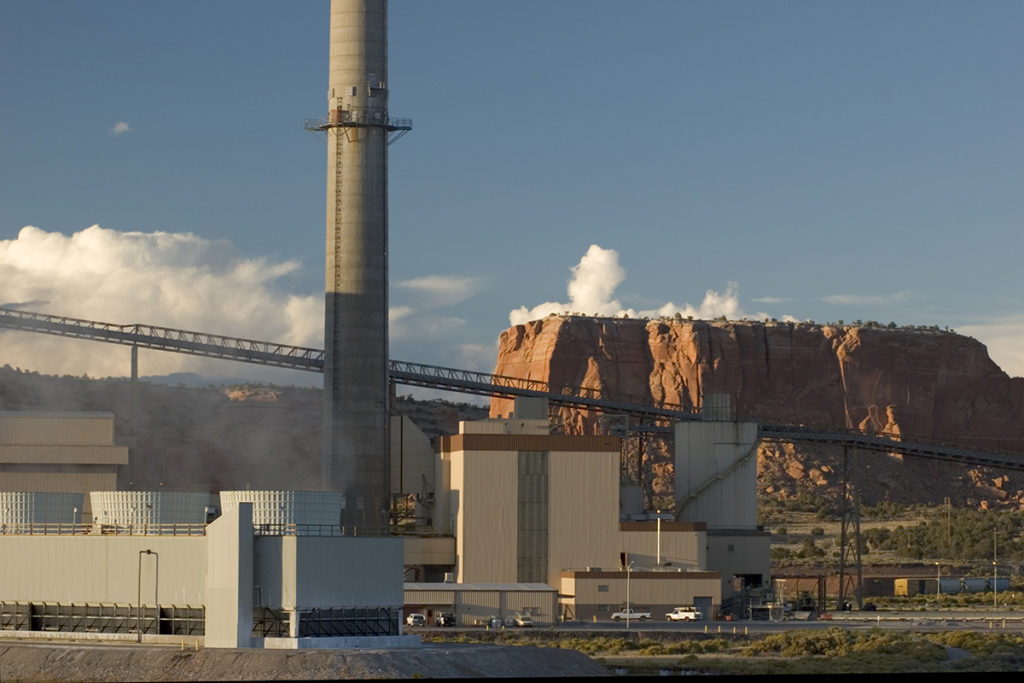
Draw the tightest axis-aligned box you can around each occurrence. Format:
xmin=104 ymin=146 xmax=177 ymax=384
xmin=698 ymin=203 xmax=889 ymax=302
xmin=137 ymin=549 xmax=154 ymax=642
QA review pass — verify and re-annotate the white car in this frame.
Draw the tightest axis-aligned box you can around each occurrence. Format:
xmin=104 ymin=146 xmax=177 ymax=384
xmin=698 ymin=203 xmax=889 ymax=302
xmin=610 ymin=607 xmax=651 ymax=622
xmin=405 ymin=613 xmax=426 ymax=627
xmin=665 ymin=606 xmax=702 ymax=621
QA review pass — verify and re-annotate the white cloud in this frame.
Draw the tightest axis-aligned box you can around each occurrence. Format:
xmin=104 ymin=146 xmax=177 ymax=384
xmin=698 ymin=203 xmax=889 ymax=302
xmin=820 ymin=290 xmax=915 ymax=306
xmin=394 ymin=275 xmax=482 ymax=307
xmin=110 ymin=121 xmax=132 ymax=135
xmin=753 ymin=296 xmax=790 ymax=305
xmin=0 ymin=225 xmax=321 ymax=380
xmin=509 ymin=244 xmax=766 ymax=325
xmin=388 ymin=305 xmax=415 ymax=324
xmin=959 ymin=316 xmax=1024 ymax=379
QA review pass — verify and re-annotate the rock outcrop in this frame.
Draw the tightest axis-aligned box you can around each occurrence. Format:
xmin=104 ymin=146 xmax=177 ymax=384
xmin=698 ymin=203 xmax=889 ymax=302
xmin=490 ymin=316 xmax=1024 ymax=508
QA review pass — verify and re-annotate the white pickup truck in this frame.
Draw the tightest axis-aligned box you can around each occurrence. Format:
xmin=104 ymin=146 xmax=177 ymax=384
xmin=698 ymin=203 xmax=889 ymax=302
xmin=610 ymin=607 xmax=650 ymax=622
xmin=665 ymin=606 xmax=702 ymax=621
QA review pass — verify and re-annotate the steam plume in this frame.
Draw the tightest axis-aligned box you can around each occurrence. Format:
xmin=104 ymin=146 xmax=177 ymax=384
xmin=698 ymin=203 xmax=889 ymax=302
xmin=509 ymin=244 xmax=761 ymax=325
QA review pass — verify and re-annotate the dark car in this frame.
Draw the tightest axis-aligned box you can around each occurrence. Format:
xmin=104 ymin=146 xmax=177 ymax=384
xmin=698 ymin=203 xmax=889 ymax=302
xmin=435 ymin=612 xmax=456 ymax=627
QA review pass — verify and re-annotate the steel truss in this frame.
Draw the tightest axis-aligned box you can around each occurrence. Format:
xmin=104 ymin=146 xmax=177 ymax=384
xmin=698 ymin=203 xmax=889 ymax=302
xmin=3 ymin=307 xmax=1023 ymax=471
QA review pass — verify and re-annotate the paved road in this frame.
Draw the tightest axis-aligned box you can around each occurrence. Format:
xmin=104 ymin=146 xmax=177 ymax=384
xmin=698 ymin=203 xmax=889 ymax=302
xmin=441 ymin=609 xmax=1024 ymax=636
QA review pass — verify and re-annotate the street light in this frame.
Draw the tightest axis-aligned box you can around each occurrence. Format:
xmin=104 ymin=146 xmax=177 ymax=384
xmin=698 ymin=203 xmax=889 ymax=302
xmin=994 ymin=528 xmax=999 ymax=609
xmin=656 ymin=510 xmax=661 ymax=568
xmin=994 ymin=561 xmax=999 ymax=609
xmin=625 ymin=561 xmax=634 ymax=630
xmin=137 ymin=549 xmax=155 ymax=643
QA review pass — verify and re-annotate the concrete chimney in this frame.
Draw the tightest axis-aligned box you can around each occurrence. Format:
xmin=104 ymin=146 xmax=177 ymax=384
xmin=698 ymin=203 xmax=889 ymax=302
xmin=322 ymin=0 xmax=391 ymax=533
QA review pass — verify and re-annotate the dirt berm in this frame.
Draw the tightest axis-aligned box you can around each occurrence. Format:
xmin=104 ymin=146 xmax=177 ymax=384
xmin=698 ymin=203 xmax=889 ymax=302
xmin=0 ymin=642 xmax=608 ymax=680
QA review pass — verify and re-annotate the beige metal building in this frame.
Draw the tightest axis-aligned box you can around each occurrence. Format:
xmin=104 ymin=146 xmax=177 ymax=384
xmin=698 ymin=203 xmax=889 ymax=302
xmin=560 ymin=568 xmax=722 ymax=622
xmin=0 ymin=412 xmax=129 ymax=518
xmin=435 ymin=408 xmax=725 ymax=618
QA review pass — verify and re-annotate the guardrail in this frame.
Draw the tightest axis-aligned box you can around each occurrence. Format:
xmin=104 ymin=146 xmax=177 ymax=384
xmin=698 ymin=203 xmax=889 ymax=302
xmin=0 ymin=523 xmax=206 ymax=536
xmin=252 ymin=523 xmax=390 ymax=537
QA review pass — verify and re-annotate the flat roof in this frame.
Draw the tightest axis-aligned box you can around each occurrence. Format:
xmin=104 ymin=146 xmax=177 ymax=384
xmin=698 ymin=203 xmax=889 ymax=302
xmin=404 ymin=582 xmax=556 ymax=592
xmin=0 ymin=411 xmax=116 ymax=419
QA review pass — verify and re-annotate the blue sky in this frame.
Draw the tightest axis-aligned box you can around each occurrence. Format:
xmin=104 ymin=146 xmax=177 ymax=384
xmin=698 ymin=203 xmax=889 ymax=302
xmin=1 ymin=1 xmax=1022 ymax=389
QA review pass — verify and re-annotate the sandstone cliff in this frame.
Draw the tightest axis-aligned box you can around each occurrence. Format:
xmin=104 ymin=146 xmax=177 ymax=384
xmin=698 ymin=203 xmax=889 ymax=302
xmin=490 ymin=316 xmax=1024 ymax=508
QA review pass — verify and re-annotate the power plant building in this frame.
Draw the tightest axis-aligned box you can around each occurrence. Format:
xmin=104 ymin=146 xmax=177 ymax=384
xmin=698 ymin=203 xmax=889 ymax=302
xmin=429 ymin=401 xmax=768 ymax=621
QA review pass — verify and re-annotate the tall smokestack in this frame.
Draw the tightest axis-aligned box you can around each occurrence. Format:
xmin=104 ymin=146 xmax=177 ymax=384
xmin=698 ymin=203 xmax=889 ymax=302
xmin=322 ymin=0 xmax=390 ymax=533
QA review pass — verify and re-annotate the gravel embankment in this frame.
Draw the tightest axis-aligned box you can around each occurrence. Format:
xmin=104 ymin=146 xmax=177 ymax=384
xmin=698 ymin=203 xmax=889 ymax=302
xmin=0 ymin=642 xmax=608 ymax=680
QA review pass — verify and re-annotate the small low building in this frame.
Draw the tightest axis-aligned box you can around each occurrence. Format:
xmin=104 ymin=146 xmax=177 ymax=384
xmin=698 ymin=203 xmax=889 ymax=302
xmin=559 ymin=568 xmax=721 ymax=622
xmin=403 ymin=582 xmax=558 ymax=627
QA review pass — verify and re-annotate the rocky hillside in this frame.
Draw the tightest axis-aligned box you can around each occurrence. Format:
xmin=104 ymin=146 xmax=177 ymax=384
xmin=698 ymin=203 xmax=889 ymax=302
xmin=490 ymin=316 xmax=1024 ymax=509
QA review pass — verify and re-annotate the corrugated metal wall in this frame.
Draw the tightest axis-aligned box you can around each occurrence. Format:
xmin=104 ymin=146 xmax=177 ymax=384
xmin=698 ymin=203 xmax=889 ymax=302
xmin=455 ymin=451 xmax=517 ymax=583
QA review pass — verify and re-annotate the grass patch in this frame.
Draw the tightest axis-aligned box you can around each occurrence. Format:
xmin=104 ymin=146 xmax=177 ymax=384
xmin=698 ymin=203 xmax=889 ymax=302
xmin=423 ymin=626 xmax=1024 ymax=675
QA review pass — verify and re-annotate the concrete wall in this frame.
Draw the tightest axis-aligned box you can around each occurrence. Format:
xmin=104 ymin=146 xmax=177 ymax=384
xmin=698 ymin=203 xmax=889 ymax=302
xmin=674 ymin=421 xmax=759 ymax=530
xmin=0 ymin=534 xmax=206 ymax=605
xmin=253 ymin=535 xmax=404 ymax=610
xmin=205 ymin=503 xmax=253 ymax=648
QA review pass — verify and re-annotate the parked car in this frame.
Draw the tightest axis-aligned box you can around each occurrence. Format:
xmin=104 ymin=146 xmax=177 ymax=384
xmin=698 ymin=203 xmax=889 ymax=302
xmin=405 ymin=613 xmax=426 ymax=627
xmin=665 ymin=606 xmax=702 ymax=621
xmin=514 ymin=614 xmax=534 ymax=627
xmin=435 ymin=612 xmax=456 ymax=627
xmin=610 ymin=607 xmax=650 ymax=622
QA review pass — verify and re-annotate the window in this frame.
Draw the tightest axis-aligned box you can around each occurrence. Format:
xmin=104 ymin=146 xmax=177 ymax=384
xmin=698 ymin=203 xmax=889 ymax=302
xmin=597 ymin=585 xmax=609 ymax=593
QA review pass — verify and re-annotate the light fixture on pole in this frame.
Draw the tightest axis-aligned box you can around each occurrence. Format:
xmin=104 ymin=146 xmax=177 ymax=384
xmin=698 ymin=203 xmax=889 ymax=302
xmin=137 ymin=549 xmax=154 ymax=643
xmin=656 ymin=510 xmax=661 ymax=568
xmin=994 ymin=561 xmax=998 ymax=609
xmin=994 ymin=528 xmax=998 ymax=609
xmin=625 ymin=561 xmax=634 ymax=630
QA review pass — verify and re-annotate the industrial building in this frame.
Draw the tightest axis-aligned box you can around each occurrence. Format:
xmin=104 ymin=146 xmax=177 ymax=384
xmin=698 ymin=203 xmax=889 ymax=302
xmin=0 ymin=489 xmax=408 ymax=649
xmin=0 ymin=394 xmax=771 ymax=641
xmin=0 ymin=411 xmax=129 ymax=518
xmin=416 ymin=397 xmax=769 ymax=622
